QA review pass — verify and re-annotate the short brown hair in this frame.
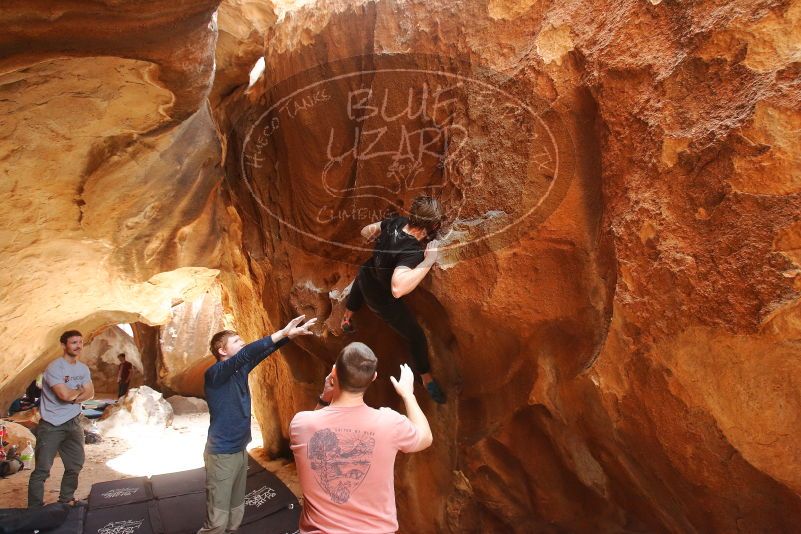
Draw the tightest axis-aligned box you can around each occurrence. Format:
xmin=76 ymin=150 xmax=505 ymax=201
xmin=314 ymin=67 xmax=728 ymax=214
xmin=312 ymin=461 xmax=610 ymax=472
xmin=408 ymin=196 xmax=442 ymax=233
xmin=336 ymin=342 xmax=378 ymax=393
xmin=59 ymin=330 xmax=82 ymax=344
xmin=210 ymin=330 xmax=237 ymax=361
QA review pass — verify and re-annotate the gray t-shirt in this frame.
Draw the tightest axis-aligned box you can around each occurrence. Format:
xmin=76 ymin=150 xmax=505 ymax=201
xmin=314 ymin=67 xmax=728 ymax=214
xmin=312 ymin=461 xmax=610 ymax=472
xmin=40 ymin=357 xmax=91 ymax=425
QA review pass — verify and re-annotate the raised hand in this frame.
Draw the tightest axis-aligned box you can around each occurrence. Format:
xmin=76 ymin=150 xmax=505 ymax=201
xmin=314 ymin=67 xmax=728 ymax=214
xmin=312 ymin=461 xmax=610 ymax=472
xmin=283 ymin=315 xmax=318 ymax=339
xmin=389 ymin=364 xmax=416 ymax=399
xmin=320 ymin=366 xmax=335 ymax=403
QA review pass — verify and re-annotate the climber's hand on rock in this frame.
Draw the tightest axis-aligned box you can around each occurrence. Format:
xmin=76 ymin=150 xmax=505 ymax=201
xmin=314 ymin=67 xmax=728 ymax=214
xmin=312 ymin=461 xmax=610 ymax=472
xmin=423 ymin=240 xmax=439 ymax=265
xmin=283 ymin=315 xmax=318 ymax=339
xmin=390 ymin=364 xmax=415 ymax=399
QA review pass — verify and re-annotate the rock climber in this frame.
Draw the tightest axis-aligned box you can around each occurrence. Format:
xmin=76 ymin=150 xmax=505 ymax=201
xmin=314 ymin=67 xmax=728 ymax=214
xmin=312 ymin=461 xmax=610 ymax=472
xmin=341 ymin=195 xmax=446 ymax=403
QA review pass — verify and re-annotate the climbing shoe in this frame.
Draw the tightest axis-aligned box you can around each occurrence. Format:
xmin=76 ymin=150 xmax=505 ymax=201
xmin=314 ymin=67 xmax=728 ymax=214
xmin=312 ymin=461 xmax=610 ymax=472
xmin=341 ymin=316 xmax=356 ymax=334
xmin=426 ymin=379 xmax=446 ymax=404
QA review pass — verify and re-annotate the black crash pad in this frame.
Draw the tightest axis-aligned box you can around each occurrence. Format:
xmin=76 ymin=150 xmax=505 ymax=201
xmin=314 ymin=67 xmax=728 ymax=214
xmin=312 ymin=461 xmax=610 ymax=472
xmin=149 ymin=468 xmax=205 ymax=499
xmin=0 ymin=454 xmax=298 ymax=534
xmin=0 ymin=503 xmax=71 ymax=534
xmin=84 ymin=502 xmax=157 ymax=534
xmin=154 ymin=492 xmax=205 ymax=534
xmin=40 ymin=503 xmax=86 ymax=534
xmin=242 ymin=464 xmax=299 ymax=525
xmin=88 ymin=477 xmax=151 ymax=509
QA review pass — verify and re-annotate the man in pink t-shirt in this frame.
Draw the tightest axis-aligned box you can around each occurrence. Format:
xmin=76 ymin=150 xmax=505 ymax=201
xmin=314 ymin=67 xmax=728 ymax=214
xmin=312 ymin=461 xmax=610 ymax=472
xmin=290 ymin=342 xmax=433 ymax=534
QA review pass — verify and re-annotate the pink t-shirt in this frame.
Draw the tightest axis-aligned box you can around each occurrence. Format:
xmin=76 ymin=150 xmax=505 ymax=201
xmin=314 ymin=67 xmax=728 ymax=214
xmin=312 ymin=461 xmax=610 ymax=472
xmin=290 ymin=403 xmax=419 ymax=534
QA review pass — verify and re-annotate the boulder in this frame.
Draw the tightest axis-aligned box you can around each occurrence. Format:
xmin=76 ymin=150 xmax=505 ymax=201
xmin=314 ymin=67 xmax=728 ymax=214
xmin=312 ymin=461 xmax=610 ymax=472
xmin=1 ymin=421 xmax=36 ymax=451
xmin=157 ymin=289 xmax=223 ymax=398
xmin=166 ymin=395 xmax=209 ymax=415
xmin=99 ymin=386 xmax=174 ymax=432
xmin=5 ymin=408 xmax=40 ymax=431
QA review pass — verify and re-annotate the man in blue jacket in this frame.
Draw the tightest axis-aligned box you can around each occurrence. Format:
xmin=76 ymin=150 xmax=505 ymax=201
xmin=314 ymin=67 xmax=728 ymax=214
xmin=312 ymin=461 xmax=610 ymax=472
xmin=199 ymin=314 xmax=317 ymax=534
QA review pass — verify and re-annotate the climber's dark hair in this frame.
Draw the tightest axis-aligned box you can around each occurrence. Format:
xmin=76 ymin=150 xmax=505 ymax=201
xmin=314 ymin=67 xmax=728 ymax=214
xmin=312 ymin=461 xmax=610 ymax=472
xmin=408 ymin=196 xmax=443 ymax=234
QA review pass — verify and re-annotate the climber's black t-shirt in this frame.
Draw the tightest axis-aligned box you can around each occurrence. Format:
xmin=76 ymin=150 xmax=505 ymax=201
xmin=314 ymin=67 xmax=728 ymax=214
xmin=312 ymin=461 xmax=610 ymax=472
xmin=358 ymin=216 xmax=425 ymax=298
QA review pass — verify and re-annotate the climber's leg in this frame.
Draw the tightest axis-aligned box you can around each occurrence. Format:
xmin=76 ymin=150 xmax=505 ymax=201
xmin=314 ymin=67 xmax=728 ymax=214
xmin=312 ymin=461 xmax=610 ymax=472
xmin=373 ymin=300 xmax=445 ymax=404
xmin=342 ymin=275 xmax=365 ymax=333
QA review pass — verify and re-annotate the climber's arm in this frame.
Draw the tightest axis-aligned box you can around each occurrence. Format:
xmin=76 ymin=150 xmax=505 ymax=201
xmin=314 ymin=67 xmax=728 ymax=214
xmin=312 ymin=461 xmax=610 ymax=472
xmin=361 ymin=222 xmax=382 ymax=241
xmin=390 ymin=240 xmax=438 ymax=298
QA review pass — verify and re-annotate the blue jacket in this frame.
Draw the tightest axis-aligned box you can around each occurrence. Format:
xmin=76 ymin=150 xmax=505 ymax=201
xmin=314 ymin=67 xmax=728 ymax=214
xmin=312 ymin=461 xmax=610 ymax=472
xmin=204 ymin=335 xmax=290 ymax=454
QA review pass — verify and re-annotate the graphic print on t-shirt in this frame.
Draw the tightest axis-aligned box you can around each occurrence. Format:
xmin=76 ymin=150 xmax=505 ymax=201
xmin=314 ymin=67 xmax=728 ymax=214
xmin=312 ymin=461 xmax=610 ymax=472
xmin=308 ymin=428 xmax=376 ymax=504
xmin=62 ymin=374 xmax=86 ymax=386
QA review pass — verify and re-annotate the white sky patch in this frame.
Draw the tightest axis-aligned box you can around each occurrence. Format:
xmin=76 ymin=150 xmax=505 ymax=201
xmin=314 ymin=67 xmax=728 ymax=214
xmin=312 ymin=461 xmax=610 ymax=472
xmin=248 ymin=57 xmax=265 ymax=88
xmin=117 ymin=324 xmax=134 ymax=338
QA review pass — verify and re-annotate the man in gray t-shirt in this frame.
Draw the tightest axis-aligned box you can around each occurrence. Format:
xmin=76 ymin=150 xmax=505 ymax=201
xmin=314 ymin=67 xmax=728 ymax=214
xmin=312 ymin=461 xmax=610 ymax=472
xmin=28 ymin=329 xmax=95 ymax=507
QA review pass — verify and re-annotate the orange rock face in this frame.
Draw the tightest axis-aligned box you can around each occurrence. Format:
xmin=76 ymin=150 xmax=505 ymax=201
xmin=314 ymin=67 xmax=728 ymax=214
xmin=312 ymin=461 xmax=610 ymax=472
xmin=219 ymin=0 xmax=801 ymax=532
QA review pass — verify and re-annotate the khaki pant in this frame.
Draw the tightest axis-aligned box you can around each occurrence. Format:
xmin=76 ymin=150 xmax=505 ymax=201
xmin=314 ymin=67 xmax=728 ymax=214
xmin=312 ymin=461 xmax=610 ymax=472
xmin=27 ymin=416 xmax=85 ymax=507
xmin=198 ymin=449 xmax=248 ymax=534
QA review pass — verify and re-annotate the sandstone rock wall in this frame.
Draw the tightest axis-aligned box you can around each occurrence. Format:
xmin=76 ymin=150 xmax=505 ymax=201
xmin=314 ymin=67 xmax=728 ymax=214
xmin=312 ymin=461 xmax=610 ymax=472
xmin=0 ymin=0 xmax=238 ymax=410
xmin=219 ymin=0 xmax=801 ymax=531
xmin=157 ymin=288 xmax=225 ymax=397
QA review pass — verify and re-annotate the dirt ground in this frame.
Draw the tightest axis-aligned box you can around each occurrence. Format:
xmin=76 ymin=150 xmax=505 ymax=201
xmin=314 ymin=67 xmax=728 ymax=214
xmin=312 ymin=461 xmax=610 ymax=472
xmin=0 ymin=412 xmax=299 ymax=508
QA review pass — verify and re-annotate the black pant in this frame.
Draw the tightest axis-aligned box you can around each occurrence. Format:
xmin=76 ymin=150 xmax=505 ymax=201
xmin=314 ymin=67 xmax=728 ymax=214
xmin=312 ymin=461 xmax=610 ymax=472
xmin=28 ymin=417 xmax=84 ymax=507
xmin=346 ymin=270 xmax=431 ymax=375
xmin=118 ymin=382 xmax=129 ymax=398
